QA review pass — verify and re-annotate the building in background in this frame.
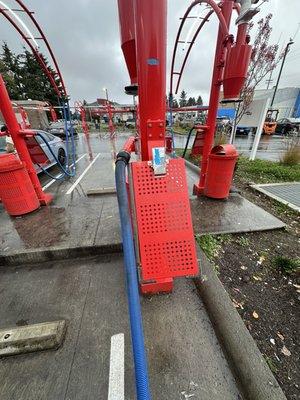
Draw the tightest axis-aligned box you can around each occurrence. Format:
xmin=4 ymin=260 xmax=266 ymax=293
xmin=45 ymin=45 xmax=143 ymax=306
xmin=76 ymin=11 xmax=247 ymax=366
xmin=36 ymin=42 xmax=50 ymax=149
xmin=219 ymin=87 xmax=300 ymax=120
xmin=254 ymin=87 xmax=300 ymax=118
xmin=0 ymin=100 xmax=49 ymax=130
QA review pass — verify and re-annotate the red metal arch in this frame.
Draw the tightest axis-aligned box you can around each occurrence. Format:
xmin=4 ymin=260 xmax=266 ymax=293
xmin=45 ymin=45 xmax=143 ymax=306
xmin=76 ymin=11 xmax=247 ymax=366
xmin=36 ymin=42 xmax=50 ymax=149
xmin=170 ymin=0 xmax=240 ymax=95
xmin=0 ymin=2 xmax=66 ymax=98
xmin=14 ymin=0 xmax=67 ymax=96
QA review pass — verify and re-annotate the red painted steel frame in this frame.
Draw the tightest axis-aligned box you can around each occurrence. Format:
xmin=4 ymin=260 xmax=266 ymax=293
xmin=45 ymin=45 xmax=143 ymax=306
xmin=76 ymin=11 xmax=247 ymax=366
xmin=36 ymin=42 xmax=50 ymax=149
xmin=0 ymin=9 xmax=62 ymax=98
xmin=133 ymin=0 xmax=167 ymax=161
xmin=0 ymin=75 xmax=52 ymax=205
xmin=50 ymin=106 xmax=58 ymax=122
xmin=195 ymin=0 xmax=234 ymax=193
xmin=170 ymin=0 xmax=229 ymax=96
xmin=13 ymin=0 xmax=67 ymax=96
xmin=106 ymin=101 xmax=115 ymax=138
xmin=170 ymin=1 xmax=241 ymax=96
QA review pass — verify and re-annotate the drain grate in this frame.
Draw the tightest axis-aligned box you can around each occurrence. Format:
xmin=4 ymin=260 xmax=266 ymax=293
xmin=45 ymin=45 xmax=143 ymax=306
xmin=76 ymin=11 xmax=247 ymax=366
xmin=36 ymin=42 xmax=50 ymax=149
xmin=251 ymin=182 xmax=300 ymax=212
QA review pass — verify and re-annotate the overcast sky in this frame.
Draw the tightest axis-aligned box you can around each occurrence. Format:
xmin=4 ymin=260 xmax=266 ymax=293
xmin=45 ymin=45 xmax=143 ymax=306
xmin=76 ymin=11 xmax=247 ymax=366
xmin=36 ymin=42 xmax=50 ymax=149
xmin=0 ymin=0 xmax=299 ymax=104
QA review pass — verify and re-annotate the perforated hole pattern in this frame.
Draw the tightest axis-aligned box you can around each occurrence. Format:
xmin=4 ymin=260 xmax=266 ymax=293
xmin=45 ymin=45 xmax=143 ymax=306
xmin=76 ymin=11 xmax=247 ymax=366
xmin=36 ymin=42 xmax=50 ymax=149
xmin=132 ymin=159 xmax=198 ymax=280
xmin=142 ymin=240 xmax=196 ymax=278
xmin=135 ymin=162 xmax=185 ymax=196
xmin=139 ymin=201 xmax=189 ymax=235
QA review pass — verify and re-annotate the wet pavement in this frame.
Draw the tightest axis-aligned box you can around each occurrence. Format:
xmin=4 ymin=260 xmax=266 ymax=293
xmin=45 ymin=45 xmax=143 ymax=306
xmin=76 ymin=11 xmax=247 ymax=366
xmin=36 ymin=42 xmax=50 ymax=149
xmin=174 ymin=132 xmax=289 ymax=162
xmin=0 ymin=131 xmax=284 ymax=257
xmin=0 ymin=131 xmax=286 ymax=399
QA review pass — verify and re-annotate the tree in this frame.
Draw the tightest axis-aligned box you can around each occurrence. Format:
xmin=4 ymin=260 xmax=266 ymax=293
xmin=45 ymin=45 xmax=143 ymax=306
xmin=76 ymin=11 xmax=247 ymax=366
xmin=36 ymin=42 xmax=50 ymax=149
xmin=172 ymin=98 xmax=179 ymax=108
xmin=235 ymin=14 xmax=283 ymax=125
xmin=179 ymin=90 xmax=187 ymax=107
xmin=18 ymin=49 xmax=61 ymax=105
xmin=0 ymin=44 xmax=62 ymax=105
xmin=196 ymin=95 xmax=203 ymax=106
xmin=187 ymin=97 xmax=196 ymax=106
xmin=1 ymin=43 xmax=22 ymax=99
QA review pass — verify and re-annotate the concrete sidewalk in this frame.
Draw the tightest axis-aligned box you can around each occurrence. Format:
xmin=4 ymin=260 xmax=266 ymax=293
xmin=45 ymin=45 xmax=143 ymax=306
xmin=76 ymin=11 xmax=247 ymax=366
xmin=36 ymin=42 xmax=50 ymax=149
xmin=0 ymin=255 xmax=241 ymax=400
xmin=0 ymin=132 xmax=287 ymax=399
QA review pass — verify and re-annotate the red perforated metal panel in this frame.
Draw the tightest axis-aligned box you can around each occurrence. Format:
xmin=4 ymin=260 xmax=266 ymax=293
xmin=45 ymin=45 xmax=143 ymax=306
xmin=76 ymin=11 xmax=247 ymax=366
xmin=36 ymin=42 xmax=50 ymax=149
xmin=131 ymin=158 xmax=198 ymax=281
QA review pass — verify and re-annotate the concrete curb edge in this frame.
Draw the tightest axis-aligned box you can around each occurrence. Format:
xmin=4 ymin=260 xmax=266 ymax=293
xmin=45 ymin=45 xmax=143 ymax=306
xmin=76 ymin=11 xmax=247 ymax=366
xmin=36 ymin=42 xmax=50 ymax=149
xmin=0 ymin=243 xmax=123 ymax=266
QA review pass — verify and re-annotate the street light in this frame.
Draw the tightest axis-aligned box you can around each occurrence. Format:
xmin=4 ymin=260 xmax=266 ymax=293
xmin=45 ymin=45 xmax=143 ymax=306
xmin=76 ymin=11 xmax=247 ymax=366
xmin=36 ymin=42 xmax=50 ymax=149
xmin=103 ymin=87 xmax=109 ymax=103
xmin=271 ymin=38 xmax=294 ymax=107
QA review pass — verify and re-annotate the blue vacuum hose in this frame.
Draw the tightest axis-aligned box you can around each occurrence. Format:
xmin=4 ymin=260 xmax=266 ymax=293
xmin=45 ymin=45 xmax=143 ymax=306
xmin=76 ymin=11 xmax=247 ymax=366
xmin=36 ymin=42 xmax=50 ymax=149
xmin=115 ymin=151 xmax=152 ymax=400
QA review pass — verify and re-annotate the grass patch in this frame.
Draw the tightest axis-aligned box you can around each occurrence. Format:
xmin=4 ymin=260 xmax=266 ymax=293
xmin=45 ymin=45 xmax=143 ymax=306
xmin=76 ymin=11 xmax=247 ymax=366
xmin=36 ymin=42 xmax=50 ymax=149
xmin=175 ymin=148 xmax=201 ymax=164
xmin=196 ymin=234 xmax=231 ymax=260
xmin=236 ymin=236 xmax=250 ymax=247
xmin=196 ymin=234 xmax=222 ymax=261
xmin=235 ymin=156 xmax=300 ymax=184
xmin=265 ymin=356 xmax=279 ymax=373
xmin=272 ymin=256 xmax=300 ymax=275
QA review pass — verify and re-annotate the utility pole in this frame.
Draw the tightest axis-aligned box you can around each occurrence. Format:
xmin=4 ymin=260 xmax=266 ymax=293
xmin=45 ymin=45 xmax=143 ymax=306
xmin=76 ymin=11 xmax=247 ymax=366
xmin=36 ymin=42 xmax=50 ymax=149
xmin=270 ymin=38 xmax=294 ymax=107
xmin=266 ymin=69 xmax=273 ymax=90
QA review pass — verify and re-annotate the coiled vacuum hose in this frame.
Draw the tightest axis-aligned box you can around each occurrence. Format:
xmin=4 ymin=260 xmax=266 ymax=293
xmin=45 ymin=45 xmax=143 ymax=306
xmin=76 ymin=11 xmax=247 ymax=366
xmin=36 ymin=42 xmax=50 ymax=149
xmin=115 ymin=153 xmax=152 ymax=400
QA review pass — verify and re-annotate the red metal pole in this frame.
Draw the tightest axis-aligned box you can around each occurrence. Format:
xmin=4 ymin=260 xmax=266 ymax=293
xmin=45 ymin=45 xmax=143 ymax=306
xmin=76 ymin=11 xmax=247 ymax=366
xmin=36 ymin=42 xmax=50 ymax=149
xmin=50 ymin=106 xmax=58 ymax=122
xmin=133 ymin=0 xmax=167 ymax=161
xmin=107 ymin=101 xmax=115 ymax=138
xmin=0 ymin=75 xmax=52 ymax=205
xmin=80 ymin=107 xmax=89 ymax=136
xmin=194 ymin=0 xmax=234 ymax=195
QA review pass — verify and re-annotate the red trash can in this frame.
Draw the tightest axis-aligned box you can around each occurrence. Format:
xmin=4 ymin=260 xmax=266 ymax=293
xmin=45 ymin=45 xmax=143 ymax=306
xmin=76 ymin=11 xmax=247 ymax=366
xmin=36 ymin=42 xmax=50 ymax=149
xmin=0 ymin=153 xmax=40 ymax=216
xmin=204 ymin=144 xmax=238 ymax=199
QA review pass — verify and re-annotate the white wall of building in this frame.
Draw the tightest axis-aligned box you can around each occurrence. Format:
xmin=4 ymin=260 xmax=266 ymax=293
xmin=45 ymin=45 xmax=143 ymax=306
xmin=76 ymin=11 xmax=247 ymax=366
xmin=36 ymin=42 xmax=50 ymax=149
xmin=254 ymin=87 xmax=300 ymax=118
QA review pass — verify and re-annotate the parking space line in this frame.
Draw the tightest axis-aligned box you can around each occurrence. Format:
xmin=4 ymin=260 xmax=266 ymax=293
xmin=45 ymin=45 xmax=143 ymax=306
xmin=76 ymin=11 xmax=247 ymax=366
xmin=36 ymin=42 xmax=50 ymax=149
xmin=108 ymin=333 xmax=125 ymax=400
xmin=42 ymin=153 xmax=87 ymax=191
xmin=66 ymin=152 xmax=101 ymax=195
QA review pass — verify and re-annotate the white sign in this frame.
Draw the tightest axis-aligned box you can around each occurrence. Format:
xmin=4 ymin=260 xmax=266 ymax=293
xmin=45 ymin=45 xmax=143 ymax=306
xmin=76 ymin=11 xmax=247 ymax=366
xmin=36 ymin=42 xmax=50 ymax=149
xmin=239 ymin=98 xmax=272 ymax=128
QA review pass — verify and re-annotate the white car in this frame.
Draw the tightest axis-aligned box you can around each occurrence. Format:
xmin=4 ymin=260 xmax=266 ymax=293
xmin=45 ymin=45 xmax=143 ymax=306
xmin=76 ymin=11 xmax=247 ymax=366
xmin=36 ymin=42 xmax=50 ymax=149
xmin=0 ymin=130 xmax=67 ymax=174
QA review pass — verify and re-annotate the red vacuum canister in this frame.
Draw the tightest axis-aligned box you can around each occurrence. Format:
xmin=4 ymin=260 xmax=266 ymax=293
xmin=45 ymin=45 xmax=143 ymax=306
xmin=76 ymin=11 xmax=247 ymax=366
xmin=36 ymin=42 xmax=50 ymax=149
xmin=0 ymin=153 xmax=40 ymax=216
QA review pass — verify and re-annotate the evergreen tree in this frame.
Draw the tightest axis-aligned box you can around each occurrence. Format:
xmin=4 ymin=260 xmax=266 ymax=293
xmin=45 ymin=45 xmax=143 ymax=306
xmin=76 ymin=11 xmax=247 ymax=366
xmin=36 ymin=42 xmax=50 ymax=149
xmin=0 ymin=43 xmax=61 ymax=105
xmin=1 ymin=43 xmax=22 ymax=99
xmin=172 ymin=98 xmax=179 ymax=108
xmin=187 ymin=97 xmax=196 ymax=106
xmin=19 ymin=49 xmax=60 ymax=105
xmin=196 ymin=95 xmax=203 ymax=105
xmin=179 ymin=90 xmax=187 ymax=107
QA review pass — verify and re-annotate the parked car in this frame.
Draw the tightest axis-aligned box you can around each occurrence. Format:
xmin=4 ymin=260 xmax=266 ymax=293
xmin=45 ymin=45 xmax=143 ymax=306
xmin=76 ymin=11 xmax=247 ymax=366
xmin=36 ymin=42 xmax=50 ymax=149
xmin=0 ymin=130 xmax=67 ymax=173
xmin=125 ymin=118 xmax=136 ymax=129
xmin=31 ymin=131 xmax=67 ymax=172
xmin=275 ymin=118 xmax=300 ymax=135
xmin=48 ymin=121 xmax=77 ymax=137
xmin=236 ymin=126 xmax=251 ymax=135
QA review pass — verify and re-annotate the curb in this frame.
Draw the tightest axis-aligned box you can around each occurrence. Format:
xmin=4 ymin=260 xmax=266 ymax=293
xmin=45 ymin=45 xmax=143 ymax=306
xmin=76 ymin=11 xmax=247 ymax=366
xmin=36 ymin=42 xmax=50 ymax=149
xmin=0 ymin=243 xmax=123 ymax=266
xmin=194 ymin=246 xmax=287 ymax=400
xmin=184 ymin=157 xmax=201 ymax=174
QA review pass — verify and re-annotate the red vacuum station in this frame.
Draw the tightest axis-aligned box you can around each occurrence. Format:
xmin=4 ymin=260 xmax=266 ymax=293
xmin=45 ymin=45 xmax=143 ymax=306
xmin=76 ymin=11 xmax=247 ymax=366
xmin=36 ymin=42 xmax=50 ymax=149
xmin=116 ymin=0 xmax=257 ymax=294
